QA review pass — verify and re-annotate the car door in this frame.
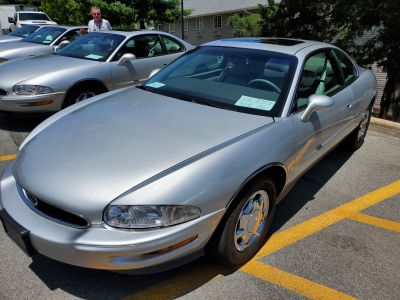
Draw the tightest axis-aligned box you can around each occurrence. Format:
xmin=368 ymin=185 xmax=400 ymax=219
xmin=290 ymin=49 xmax=356 ymax=178
xmin=109 ymin=34 xmax=182 ymax=89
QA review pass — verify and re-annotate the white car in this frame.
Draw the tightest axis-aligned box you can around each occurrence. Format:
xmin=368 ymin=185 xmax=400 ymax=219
xmin=8 ymin=11 xmax=56 ymax=31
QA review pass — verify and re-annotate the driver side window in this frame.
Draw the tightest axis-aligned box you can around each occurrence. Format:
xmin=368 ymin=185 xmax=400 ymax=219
xmin=295 ymin=51 xmax=342 ymax=111
xmin=113 ymin=35 xmax=164 ymax=61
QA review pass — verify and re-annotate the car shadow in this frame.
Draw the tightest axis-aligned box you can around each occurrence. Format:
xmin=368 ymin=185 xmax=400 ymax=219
xmin=28 ymin=145 xmax=355 ymax=299
xmin=0 ymin=112 xmax=51 ymax=133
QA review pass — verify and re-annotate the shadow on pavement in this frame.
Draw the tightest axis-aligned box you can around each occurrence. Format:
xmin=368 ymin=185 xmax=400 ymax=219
xmin=28 ymin=145 xmax=355 ymax=299
xmin=0 ymin=112 xmax=52 ymax=133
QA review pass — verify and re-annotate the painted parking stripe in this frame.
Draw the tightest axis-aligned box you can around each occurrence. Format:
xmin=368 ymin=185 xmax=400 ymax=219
xmin=0 ymin=154 xmax=16 ymax=161
xmin=254 ymin=179 xmax=400 ymax=258
xmin=340 ymin=211 xmax=400 ymax=233
xmin=241 ymin=261 xmax=356 ymax=300
xmin=114 ymin=180 xmax=400 ymax=299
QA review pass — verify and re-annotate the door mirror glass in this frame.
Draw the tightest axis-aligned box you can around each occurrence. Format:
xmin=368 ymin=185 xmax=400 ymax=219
xmin=117 ymin=53 xmax=136 ymax=66
xmin=300 ymin=94 xmax=334 ymax=122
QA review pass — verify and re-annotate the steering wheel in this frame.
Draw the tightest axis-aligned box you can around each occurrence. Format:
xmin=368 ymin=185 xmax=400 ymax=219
xmin=247 ymin=79 xmax=281 ymax=93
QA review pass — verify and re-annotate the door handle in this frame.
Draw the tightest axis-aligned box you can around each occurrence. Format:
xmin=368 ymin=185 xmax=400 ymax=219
xmin=346 ymin=103 xmax=353 ymax=109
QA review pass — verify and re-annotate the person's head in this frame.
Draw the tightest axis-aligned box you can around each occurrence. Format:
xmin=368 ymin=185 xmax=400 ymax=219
xmin=91 ymin=6 xmax=102 ymax=22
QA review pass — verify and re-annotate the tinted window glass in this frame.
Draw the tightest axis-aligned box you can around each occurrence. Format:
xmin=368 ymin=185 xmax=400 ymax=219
xmin=296 ymin=52 xmax=341 ymax=110
xmin=22 ymin=26 xmax=66 ymax=45
xmin=58 ymin=32 xmax=125 ymax=61
xmin=114 ymin=35 xmax=163 ymax=60
xmin=19 ymin=13 xmax=50 ymax=21
xmin=161 ymin=35 xmax=184 ymax=53
xmin=334 ymin=49 xmax=356 ymax=83
xmin=143 ymin=46 xmax=297 ymax=117
xmin=8 ymin=25 xmax=39 ymax=37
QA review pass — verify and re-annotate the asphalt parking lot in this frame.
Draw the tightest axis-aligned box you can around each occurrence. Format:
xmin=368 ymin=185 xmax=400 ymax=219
xmin=0 ymin=112 xmax=399 ymax=300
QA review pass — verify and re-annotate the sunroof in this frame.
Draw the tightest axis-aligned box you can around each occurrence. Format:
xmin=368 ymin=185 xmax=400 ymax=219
xmin=223 ymin=38 xmax=304 ymax=46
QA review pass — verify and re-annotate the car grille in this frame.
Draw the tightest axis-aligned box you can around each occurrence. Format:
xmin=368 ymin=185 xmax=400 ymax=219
xmin=22 ymin=189 xmax=90 ymax=228
xmin=0 ymin=89 xmax=7 ymax=96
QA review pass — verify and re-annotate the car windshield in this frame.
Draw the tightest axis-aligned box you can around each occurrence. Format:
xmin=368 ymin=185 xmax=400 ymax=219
xmin=22 ymin=26 xmax=66 ymax=45
xmin=143 ymin=46 xmax=297 ymax=117
xmin=57 ymin=32 xmax=125 ymax=62
xmin=8 ymin=25 xmax=39 ymax=37
xmin=19 ymin=13 xmax=50 ymax=21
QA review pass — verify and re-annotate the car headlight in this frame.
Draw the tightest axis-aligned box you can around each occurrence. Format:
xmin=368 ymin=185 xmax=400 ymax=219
xmin=104 ymin=205 xmax=201 ymax=229
xmin=12 ymin=85 xmax=53 ymax=95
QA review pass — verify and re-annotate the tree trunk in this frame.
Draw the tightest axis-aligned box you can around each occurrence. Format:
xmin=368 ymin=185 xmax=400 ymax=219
xmin=380 ymin=65 xmax=400 ymax=122
xmin=139 ymin=19 xmax=146 ymax=29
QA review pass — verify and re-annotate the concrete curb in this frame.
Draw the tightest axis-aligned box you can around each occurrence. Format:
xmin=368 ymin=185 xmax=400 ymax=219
xmin=370 ymin=117 xmax=400 ymax=131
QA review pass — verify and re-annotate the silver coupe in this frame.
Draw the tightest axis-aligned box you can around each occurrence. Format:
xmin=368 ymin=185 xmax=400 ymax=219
xmin=0 ymin=30 xmax=193 ymax=112
xmin=0 ymin=25 xmax=86 ymax=64
xmin=0 ymin=24 xmax=40 ymax=44
xmin=0 ymin=38 xmax=376 ymax=273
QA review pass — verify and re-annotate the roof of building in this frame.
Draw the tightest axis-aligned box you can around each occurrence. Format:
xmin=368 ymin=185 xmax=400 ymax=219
xmin=184 ymin=0 xmax=269 ymax=17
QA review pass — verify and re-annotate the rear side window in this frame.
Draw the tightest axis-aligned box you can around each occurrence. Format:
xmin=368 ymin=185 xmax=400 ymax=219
xmin=161 ymin=35 xmax=184 ymax=54
xmin=334 ymin=49 xmax=357 ymax=84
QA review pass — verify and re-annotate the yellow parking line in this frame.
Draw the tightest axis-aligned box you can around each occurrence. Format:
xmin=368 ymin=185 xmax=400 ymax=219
xmin=341 ymin=211 xmax=400 ymax=233
xmin=125 ymin=180 xmax=400 ymax=299
xmin=241 ymin=261 xmax=356 ymax=300
xmin=255 ymin=179 xmax=400 ymax=258
xmin=0 ymin=154 xmax=16 ymax=161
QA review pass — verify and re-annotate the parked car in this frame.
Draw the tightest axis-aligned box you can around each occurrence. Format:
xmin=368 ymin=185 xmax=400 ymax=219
xmin=0 ymin=30 xmax=193 ymax=112
xmin=0 ymin=24 xmax=40 ymax=43
xmin=0 ymin=38 xmax=376 ymax=273
xmin=8 ymin=11 xmax=56 ymax=32
xmin=0 ymin=25 xmax=86 ymax=63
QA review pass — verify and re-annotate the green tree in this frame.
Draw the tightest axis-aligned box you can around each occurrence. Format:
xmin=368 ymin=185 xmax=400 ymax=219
xmin=40 ymin=0 xmax=84 ymax=25
xmin=228 ymin=13 xmax=262 ymax=37
xmin=259 ymin=0 xmax=400 ymax=121
xmin=132 ymin=0 xmax=188 ymax=29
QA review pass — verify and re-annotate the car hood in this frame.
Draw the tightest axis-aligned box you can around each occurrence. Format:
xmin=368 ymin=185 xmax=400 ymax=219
xmin=14 ymin=87 xmax=273 ymax=220
xmin=0 ymin=54 xmax=97 ymax=90
xmin=0 ymin=41 xmax=49 ymax=60
xmin=0 ymin=36 xmax=20 ymax=43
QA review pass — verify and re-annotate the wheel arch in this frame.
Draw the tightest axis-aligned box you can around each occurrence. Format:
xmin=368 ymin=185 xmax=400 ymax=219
xmin=225 ymin=163 xmax=287 ymax=213
xmin=62 ymin=79 xmax=108 ymax=107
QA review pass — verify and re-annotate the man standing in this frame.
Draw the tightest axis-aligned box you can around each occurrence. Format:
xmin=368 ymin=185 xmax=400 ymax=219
xmin=88 ymin=6 xmax=112 ymax=32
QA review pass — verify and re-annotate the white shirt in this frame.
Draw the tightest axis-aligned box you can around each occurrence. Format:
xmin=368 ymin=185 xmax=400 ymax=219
xmin=88 ymin=19 xmax=112 ymax=32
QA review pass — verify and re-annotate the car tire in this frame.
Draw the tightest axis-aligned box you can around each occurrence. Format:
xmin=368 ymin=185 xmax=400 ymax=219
xmin=208 ymin=177 xmax=276 ymax=266
xmin=346 ymin=103 xmax=372 ymax=150
xmin=63 ymin=85 xmax=102 ymax=108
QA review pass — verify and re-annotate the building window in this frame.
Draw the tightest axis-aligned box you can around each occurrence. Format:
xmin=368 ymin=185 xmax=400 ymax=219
xmin=169 ymin=23 xmax=175 ymax=33
xmin=184 ymin=19 xmax=188 ymax=32
xmin=195 ymin=17 xmax=203 ymax=30
xmin=213 ymin=15 xmax=222 ymax=28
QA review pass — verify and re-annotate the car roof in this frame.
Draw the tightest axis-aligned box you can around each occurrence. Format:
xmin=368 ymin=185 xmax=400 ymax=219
xmin=95 ymin=30 xmax=181 ymax=38
xmin=202 ymin=37 xmax=333 ymax=55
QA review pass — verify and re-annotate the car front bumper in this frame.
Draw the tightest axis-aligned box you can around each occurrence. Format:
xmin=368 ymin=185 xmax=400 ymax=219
xmin=0 ymin=92 xmax=65 ymax=112
xmin=0 ymin=162 xmax=224 ymax=272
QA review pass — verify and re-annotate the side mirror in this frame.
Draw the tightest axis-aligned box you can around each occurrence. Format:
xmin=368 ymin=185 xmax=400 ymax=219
xmin=117 ymin=53 xmax=136 ymax=66
xmin=58 ymin=40 xmax=70 ymax=49
xmin=300 ymin=94 xmax=334 ymax=122
xmin=8 ymin=17 xmax=14 ymax=23
xmin=149 ymin=68 xmax=161 ymax=78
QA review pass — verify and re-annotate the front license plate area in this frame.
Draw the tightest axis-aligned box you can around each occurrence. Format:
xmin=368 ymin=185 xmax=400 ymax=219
xmin=0 ymin=209 xmax=35 ymax=256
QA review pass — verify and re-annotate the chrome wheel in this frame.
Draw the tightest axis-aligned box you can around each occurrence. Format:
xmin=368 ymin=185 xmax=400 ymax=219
xmin=73 ymin=91 xmax=96 ymax=104
xmin=357 ymin=109 xmax=370 ymax=142
xmin=234 ymin=190 xmax=269 ymax=251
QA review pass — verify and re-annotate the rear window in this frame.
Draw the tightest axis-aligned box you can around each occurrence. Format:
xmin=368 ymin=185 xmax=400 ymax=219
xmin=19 ymin=13 xmax=50 ymax=21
